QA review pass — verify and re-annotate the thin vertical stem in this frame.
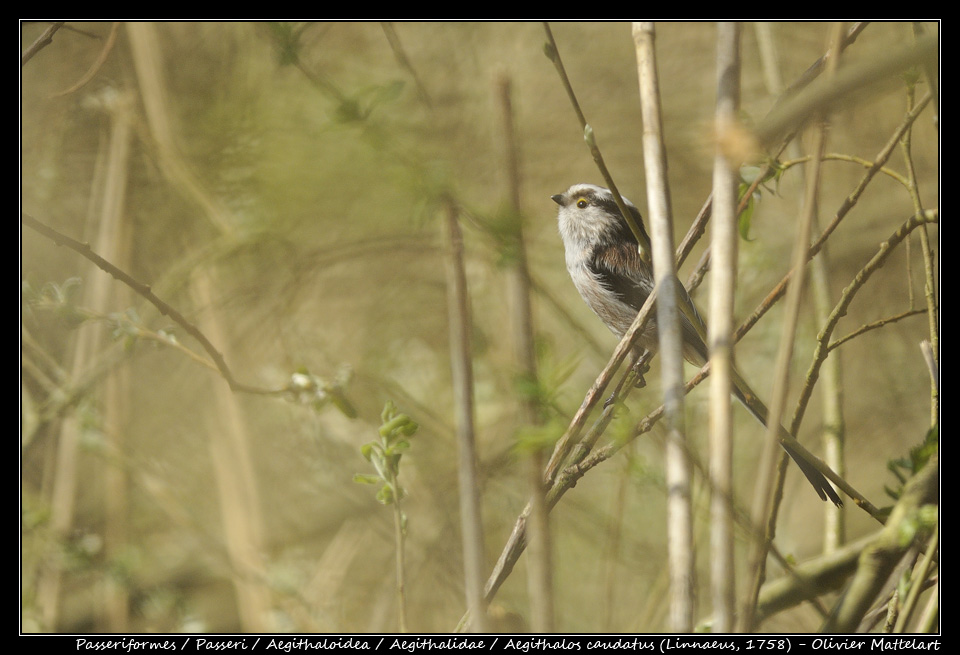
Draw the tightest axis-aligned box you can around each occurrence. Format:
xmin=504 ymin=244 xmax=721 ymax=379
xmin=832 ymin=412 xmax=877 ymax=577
xmin=376 ymin=28 xmax=490 ymax=630
xmin=742 ymin=113 xmax=826 ymax=633
xmin=821 ymin=452 xmax=937 ymax=633
xmin=391 ymin=479 xmax=408 ymax=633
xmin=542 ymin=22 xmax=651 ymax=259
xmin=741 ymin=20 xmax=844 ymax=635
xmin=899 ymin=80 xmax=939 ymax=426
xmin=128 ymin=22 xmax=272 ymax=632
xmin=634 ymin=21 xmax=693 ymax=632
xmin=36 ymin=86 xmax=134 ymax=631
xmin=443 ymin=199 xmax=488 ymax=633
xmin=195 ymin=273 xmax=272 ymax=632
xmin=100 ymin=91 xmax=135 ymax=633
xmin=755 ymin=21 xmax=847 ymax=553
xmin=709 ymin=21 xmax=740 ymax=634
xmin=915 ymin=584 xmax=939 ymax=633
xmin=894 ymin=524 xmax=938 ymax=632
xmin=498 ymin=74 xmax=554 ymax=632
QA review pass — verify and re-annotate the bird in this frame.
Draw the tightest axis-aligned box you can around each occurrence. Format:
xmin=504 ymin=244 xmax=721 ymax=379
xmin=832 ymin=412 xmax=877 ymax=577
xmin=552 ymin=183 xmax=842 ymax=505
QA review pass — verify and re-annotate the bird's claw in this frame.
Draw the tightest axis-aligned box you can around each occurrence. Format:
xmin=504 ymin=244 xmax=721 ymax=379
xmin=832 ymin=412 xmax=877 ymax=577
xmin=631 ymin=359 xmax=650 ymax=388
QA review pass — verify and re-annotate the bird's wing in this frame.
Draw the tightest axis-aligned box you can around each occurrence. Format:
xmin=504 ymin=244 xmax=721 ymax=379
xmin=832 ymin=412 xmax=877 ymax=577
xmin=589 ymin=243 xmax=708 ymax=364
xmin=588 ymin=241 xmax=654 ymax=311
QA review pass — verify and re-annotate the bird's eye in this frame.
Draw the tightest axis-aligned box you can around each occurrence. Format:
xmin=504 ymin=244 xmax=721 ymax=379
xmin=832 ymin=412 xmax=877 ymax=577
xmin=576 ymin=198 xmax=589 ymax=209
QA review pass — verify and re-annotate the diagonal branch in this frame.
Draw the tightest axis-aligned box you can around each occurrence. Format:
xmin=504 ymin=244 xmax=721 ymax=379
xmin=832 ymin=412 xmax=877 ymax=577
xmin=22 ymin=213 xmax=284 ymax=396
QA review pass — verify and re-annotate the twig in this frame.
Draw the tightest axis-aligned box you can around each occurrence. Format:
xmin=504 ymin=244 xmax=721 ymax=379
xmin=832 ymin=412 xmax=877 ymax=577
xmin=498 ymin=74 xmax=554 ymax=632
xmin=51 ymin=22 xmax=121 ymax=97
xmin=685 ymin=31 xmax=922 ymax=300
xmin=828 ymin=309 xmax=927 ymax=352
xmin=381 ymin=22 xmax=432 ymax=107
xmin=482 ymin=24 xmax=935 ymax=617
xmin=21 ymin=21 xmax=65 ymax=66
xmin=915 ymin=579 xmax=939 ymax=633
xmin=742 ymin=23 xmax=835 ymax=625
xmin=899 ymin=80 xmax=939 ymax=425
xmin=754 ymin=34 xmax=937 ymax=148
xmin=562 ymin=360 xmax=643 ymax=473
xmin=775 ymin=22 xmax=869 ymax=101
xmin=756 ymin=20 xmax=848 ymax=556
xmin=910 ymin=22 xmax=939 ymax=127
xmin=734 ymin=93 xmax=932 ymax=343
xmin=483 ymin=341 xmax=646 ymax=605
xmin=821 ymin=451 xmax=937 ymax=633
xmin=920 ymin=341 xmax=938 ymax=396
xmin=634 ymin=21 xmax=694 ymax=633
xmin=22 ymin=213 xmax=284 ymax=396
xmin=780 ymin=153 xmax=910 ymax=188
xmin=442 ymin=198 xmax=488 ymax=633
xmin=542 ymin=22 xmax=652 ymax=261
xmin=708 ymin=21 xmax=740 ymax=634
xmin=678 ymin=22 xmax=869 ymax=281
xmin=754 ymin=530 xmax=877 ymax=623
xmin=791 ymin=211 xmax=939 ymax=456
xmin=483 ymin=211 xmax=932 ymax=614
xmin=542 ymin=289 xmax=655 ymax=485
xmin=392 ymin=486 xmax=408 ymax=633
xmin=894 ymin=524 xmax=938 ymax=632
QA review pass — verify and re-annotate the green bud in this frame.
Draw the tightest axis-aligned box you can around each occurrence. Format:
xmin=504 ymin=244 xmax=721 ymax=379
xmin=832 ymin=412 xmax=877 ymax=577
xmin=376 ymin=485 xmax=395 ymax=505
xmin=360 ymin=443 xmax=374 ymax=461
xmin=379 ymin=414 xmax=411 ymax=437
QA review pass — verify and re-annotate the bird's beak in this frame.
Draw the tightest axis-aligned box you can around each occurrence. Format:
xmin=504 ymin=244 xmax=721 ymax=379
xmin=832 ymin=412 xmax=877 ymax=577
xmin=550 ymin=194 xmax=564 ymax=206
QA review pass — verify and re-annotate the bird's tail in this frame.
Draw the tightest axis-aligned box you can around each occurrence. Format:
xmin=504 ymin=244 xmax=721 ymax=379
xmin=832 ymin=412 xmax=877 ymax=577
xmin=729 ymin=368 xmax=843 ymax=506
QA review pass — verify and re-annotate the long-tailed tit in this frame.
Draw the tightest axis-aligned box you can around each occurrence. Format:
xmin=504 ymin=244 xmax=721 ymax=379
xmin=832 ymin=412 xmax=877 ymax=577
xmin=552 ymin=183 xmax=842 ymax=505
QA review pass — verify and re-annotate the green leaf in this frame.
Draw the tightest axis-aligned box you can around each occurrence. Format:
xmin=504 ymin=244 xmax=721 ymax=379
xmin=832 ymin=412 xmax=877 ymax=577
xmin=376 ymin=485 xmax=395 ymax=505
xmin=895 ymin=507 xmax=936 ymax=548
xmin=379 ymin=414 xmax=412 ymax=437
xmin=360 ymin=443 xmax=374 ymax=462
xmin=738 ymin=191 xmax=756 ymax=241
xmin=381 ymin=401 xmax=398 ymax=424
xmin=910 ymin=426 xmax=938 ymax=470
xmin=370 ymin=454 xmax=388 ymax=480
xmin=330 ymin=393 xmax=358 ymax=419
xmin=917 ymin=504 xmax=938 ymax=530
xmin=902 ymin=66 xmax=921 ymax=88
xmin=389 ymin=439 xmax=411 ymax=453
xmin=885 ymin=426 xmax=939 ymax=500
xmin=353 ymin=474 xmax=381 ymax=485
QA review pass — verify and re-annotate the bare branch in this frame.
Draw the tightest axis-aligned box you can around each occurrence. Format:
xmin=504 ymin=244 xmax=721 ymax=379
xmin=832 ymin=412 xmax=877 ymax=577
xmin=22 ymin=213 xmax=284 ymax=396
xmin=21 ymin=21 xmax=65 ymax=66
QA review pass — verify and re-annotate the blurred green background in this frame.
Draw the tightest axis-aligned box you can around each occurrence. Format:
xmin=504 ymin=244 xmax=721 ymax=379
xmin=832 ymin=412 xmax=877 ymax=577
xmin=21 ymin=22 xmax=938 ymax=633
